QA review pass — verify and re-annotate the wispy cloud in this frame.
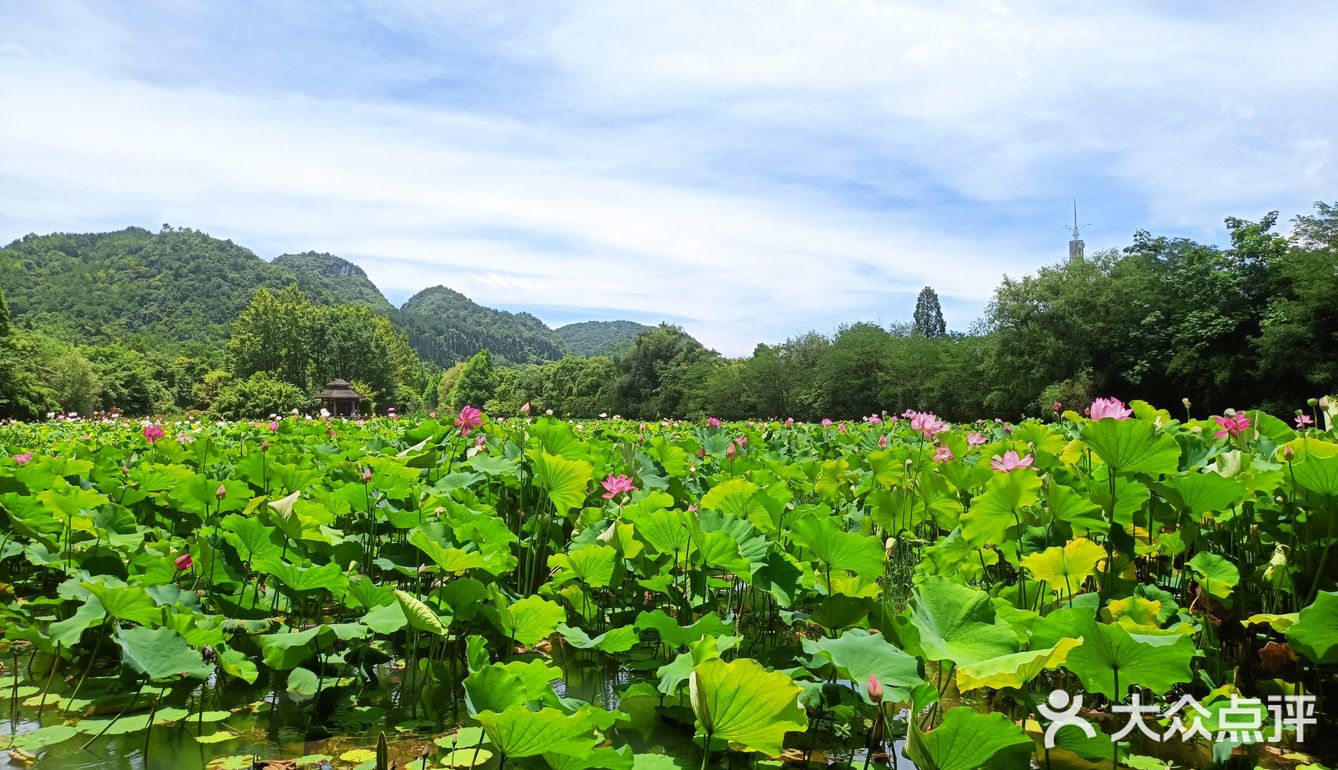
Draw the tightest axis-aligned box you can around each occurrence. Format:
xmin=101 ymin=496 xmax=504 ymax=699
xmin=1 ymin=0 xmax=1334 ymax=354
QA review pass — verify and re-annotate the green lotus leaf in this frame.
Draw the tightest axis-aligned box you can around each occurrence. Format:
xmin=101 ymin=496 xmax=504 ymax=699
xmin=1281 ymin=438 xmax=1338 ymax=497
xmin=634 ymin=610 xmax=732 ymax=648
xmin=463 ymin=665 xmax=526 ymax=715
xmin=1019 ymin=537 xmax=1106 ymax=597
xmin=908 ymin=577 xmax=1018 ymax=666
xmin=955 ymin=637 xmax=1083 ymax=692
xmin=409 ymin=526 xmax=495 ymax=574
xmin=115 ymin=626 xmax=212 ymax=681
xmin=1164 ymin=472 xmax=1248 ymax=515
xmin=801 ymin=628 xmax=924 ymax=703
xmin=1044 ymin=477 xmax=1106 ymax=535
xmin=361 ymin=600 xmax=408 ymax=634
xmin=216 ymin=645 xmax=259 ymax=684
xmin=961 ymin=470 xmax=1043 ymax=546
xmin=532 ymin=450 xmax=593 ymax=515
xmin=475 ymin=705 xmax=599 ymax=759
xmin=544 ymin=745 xmax=634 ymax=770
xmin=905 ymin=706 xmax=1033 ymax=770
xmin=500 ymin=595 xmax=565 ymax=647
xmin=632 ymin=508 xmax=696 ymax=561
xmin=549 ymin=544 xmax=619 ymax=588
xmin=286 ymin=666 xmax=320 ymax=700
xmin=789 ymin=513 xmax=885 ymax=587
xmin=1287 ymin=591 xmax=1338 ymax=664
xmin=8 ymin=724 xmax=79 ymax=751
xmin=556 ymin=623 xmax=638 ymax=653
xmin=1187 ymin=551 xmax=1240 ymax=600
xmin=689 ymin=657 xmax=807 ymax=757
xmin=1039 ymin=609 xmax=1194 ymax=699
xmin=255 ymin=625 xmax=331 ymax=670
xmin=396 ymin=589 xmax=447 ymax=636
xmin=82 ymin=580 xmax=162 ymax=627
xmin=700 ymin=478 xmax=764 ymax=520
xmin=1081 ymin=419 xmax=1181 ymax=476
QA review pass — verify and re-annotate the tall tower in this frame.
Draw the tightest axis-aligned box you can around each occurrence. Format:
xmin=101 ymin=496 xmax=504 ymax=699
xmin=1066 ymin=199 xmax=1087 ymax=262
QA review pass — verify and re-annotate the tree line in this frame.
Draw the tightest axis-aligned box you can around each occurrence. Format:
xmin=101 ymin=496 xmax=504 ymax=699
xmin=2 ymin=202 xmax=1333 ymax=421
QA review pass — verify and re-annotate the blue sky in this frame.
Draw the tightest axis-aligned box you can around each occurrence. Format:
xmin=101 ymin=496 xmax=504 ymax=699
xmin=1 ymin=1 xmax=1334 ymax=355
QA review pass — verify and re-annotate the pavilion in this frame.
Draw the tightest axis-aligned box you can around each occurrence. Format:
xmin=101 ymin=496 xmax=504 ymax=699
xmin=315 ymin=379 xmax=364 ymax=417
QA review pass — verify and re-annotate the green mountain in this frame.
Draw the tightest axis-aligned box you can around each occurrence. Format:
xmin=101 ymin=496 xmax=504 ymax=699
xmin=0 ymin=226 xmax=293 ymax=345
xmin=395 ymin=286 xmax=565 ymax=367
xmin=0 ymin=226 xmax=666 ymax=367
xmin=271 ymin=251 xmax=393 ymax=313
xmin=555 ymin=320 xmax=655 ymax=356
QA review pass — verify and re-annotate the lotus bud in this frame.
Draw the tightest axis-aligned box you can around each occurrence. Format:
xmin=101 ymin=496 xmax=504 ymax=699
xmin=174 ymin=553 xmax=193 ymax=571
xmin=885 ymin=536 xmax=896 ymax=559
xmin=725 ymin=442 xmax=737 ymax=460
xmin=260 ymin=440 xmax=270 ymax=452
xmin=1308 ymin=398 xmax=1319 ymax=407
xmin=867 ymin=674 xmax=884 ymax=701
xmin=362 ymin=467 xmax=373 ymax=483
xmin=1182 ymin=397 xmax=1191 ymax=408
xmin=215 ymin=484 xmax=227 ymax=500
xmin=1282 ymin=445 xmax=1295 ymax=462
xmin=521 ymin=402 xmax=531 ymax=416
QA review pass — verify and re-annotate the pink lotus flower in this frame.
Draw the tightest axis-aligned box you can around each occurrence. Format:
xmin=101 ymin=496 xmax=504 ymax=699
xmin=707 ymin=417 xmax=722 ymax=428
xmin=268 ymin=421 xmax=280 ymax=432
xmin=878 ymin=434 xmax=889 ymax=448
xmin=821 ymin=419 xmax=833 ymax=427
xmin=867 ymin=674 xmax=884 ymax=701
xmin=933 ymin=445 xmax=954 ymax=463
xmin=175 ymin=553 xmax=193 ymax=571
xmin=865 ymin=414 xmax=882 ymax=424
xmin=735 ymin=435 xmax=747 ymax=447
xmin=910 ymin=411 xmax=948 ymax=440
xmin=12 ymin=452 xmax=32 ymax=465
xmin=784 ymin=418 xmax=794 ymax=427
xmin=455 ymin=405 xmax=484 ymax=437
xmin=143 ymin=425 xmax=165 ymax=443
xmin=967 ymin=433 xmax=987 ymax=447
xmin=176 ymin=433 xmax=195 ymax=445
xmin=1295 ymin=414 xmax=1314 ymax=428
xmin=601 ymin=474 xmax=637 ymax=499
xmin=1052 ymin=401 xmax=1063 ymax=412
xmin=1213 ymin=412 xmax=1252 ymax=440
xmin=991 ymin=450 xmax=1034 ymax=472
xmin=475 ymin=434 xmax=487 ymax=447
xmin=1089 ymin=397 xmax=1133 ymax=421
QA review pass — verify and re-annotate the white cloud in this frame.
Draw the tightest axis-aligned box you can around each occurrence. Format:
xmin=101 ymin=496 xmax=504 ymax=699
xmin=1 ymin=0 xmax=1335 ymax=354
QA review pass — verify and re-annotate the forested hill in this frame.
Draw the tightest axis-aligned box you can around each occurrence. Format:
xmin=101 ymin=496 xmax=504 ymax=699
xmin=555 ymin=320 xmax=655 ymax=356
xmin=0 ymin=226 xmax=657 ymax=366
xmin=271 ymin=251 xmax=393 ymax=313
xmin=395 ymin=286 xmax=565 ymax=366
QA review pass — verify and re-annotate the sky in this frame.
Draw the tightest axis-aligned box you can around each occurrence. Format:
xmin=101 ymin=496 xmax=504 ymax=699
xmin=1 ymin=1 xmax=1334 ymax=355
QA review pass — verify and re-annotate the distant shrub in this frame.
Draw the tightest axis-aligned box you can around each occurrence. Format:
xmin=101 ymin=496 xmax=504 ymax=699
xmin=210 ymin=372 xmax=309 ymax=420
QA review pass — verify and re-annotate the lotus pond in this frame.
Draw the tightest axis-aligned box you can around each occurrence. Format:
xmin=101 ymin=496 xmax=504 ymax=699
xmin=0 ymin=402 xmax=1335 ymax=770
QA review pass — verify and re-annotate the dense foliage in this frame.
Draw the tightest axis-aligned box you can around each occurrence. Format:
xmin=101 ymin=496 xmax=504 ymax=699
xmin=396 ymin=287 xmax=565 ymax=367
xmin=0 ymin=401 xmax=1334 ymax=768
xmin=554 ymin=321 xmax=656 ymax=357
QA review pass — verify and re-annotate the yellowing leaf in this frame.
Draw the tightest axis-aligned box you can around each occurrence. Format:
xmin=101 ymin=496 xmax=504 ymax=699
xmin=1020 ymin=538 xmax=1106 ymax=597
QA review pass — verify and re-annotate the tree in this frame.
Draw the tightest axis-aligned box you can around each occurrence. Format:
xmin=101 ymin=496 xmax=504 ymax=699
xmin=437 ymin=362 xmax=467 ymax=410
xmin=210 ymin=372 xmax=310 ymax=420
xmin=912 ymin=286 xmax=947 ymax=339
xmin=614 ymin=324 xmax=714 ymax=418
xmin=453 ymin=349 xmax=498 ymax=410
xmin=49 ymin=349 xmax=100 ymax=415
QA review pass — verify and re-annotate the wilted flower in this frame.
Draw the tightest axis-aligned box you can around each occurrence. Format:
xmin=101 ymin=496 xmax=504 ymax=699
xmin=143 ymin=425 xmax=165 ymax=443
xmin=696 ymin=447 xmax=707 ymax=459
xmin=175 ymin=553 xmax=193 ymax=571
xmin=933 ymin=445 xmax=954 ymax=463
xmin=455 ymin=405 xmax=484 ymax=437
xmin=991 ymin=451 xmax=1034 ymax=472
xmin=475 ymin=434 xmax=487 ymax=447
xmin=1295 ymin=414 xmax=1314 ymax=428
xmin=12 ymin=452 xmax=32 ymax=465
xmin=867 ymin=674 xmax=884 ymax=701
xmin=1213 ymin=412 xmax=1252 ymax=440
xmin=176 ymin=433 xmax=195 ymax=445
xmin=967 ymin=432 xmax=987 ymax=447
xmin=601 ymin=474 xmax=637 ymax=499
xmin=707 ymin=417 xmax=722 ymax=428
xmin=1089 ymin=398 xmax=1133 ymax=421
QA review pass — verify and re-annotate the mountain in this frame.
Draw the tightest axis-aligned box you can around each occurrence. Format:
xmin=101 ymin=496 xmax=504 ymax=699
xmin=272 ymin=252 xmax=393 ymax=313
xmin=0 ymin=226 xmax=294 ymax=345
xmin=555 ymin=320 xmax=655 ymax=356
xmin=0 ymin=226 xmax=669 ymax=367
xmin=395 ymin=286 xmax=565 ymax=367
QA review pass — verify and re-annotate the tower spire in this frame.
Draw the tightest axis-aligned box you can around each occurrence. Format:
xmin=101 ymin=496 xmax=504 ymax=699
xmin=1067 ymin=198 xmax=1087 ymax=262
